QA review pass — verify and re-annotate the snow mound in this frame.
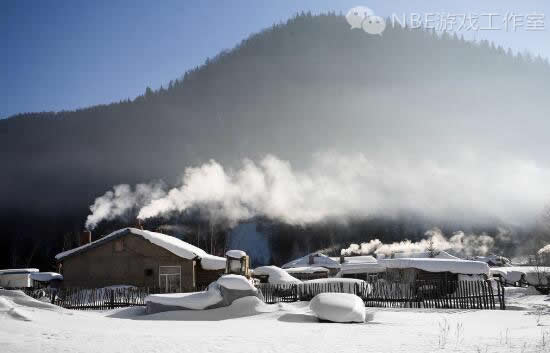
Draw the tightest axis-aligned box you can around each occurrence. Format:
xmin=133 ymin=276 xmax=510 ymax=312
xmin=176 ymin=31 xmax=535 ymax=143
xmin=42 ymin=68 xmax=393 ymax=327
xmin=145 ymin=288 xmax=223 ymax=310
xmin=141 ymin=296 xmax=275 ymax=321
xmin=253 ymin=266 xmax=301 ymax=284
xmin=0 ymin=289 xmax=64 ymax=322
xmin=30 ymin=272 xmax=63 ymax=282
xmin=0 ymin=297 xmax=32 ymax=321
xmin=216 ymin=275 xmax=256 ymax=291
xmin=309 ymin=293 xmax=366 ymax=323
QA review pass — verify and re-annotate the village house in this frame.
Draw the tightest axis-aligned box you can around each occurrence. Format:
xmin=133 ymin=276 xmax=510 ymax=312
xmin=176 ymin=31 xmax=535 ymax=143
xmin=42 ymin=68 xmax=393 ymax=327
xmin=379 ymin=258 xmax=490 ymax=283
xmin=281 ymin=252 xmax=341 ymax=277
xmin=55 ymin=227 xmax=226 ymax=291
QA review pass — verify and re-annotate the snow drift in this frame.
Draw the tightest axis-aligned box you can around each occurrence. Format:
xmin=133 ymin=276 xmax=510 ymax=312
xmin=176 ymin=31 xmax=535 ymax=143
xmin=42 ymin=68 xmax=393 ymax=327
xmin=145 ymin=275 xmax=261 ymax=313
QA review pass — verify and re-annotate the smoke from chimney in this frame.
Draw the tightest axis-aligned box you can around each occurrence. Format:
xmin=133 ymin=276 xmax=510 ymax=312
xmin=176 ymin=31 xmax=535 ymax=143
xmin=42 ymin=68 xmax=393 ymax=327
xmin=85 ymin=152 xmax=550 ymax=229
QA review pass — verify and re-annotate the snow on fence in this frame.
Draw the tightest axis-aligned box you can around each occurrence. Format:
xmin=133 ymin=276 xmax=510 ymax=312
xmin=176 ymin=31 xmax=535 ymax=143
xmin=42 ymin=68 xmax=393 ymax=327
xmin=256 ymin=280 xmax=505 ymax=310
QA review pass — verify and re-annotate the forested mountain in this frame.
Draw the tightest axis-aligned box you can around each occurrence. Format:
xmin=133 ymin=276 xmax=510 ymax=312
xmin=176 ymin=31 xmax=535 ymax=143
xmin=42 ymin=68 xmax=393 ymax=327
xmin=2 ymin=13 xmax=550 ymax=269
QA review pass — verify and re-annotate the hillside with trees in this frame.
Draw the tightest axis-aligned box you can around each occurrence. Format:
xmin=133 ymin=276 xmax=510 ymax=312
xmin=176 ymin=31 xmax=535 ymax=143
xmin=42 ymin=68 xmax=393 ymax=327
xmin=1 ymin=13 xmax=550 ymax=269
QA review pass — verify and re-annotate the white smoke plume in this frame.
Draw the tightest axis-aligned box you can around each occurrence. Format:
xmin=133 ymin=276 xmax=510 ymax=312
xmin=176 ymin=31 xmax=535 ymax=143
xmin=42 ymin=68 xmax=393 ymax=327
xmin=86 ymin=152 xmax=550 ymax=228
xmin=340 ymin=228 xmax=496 ymax=257
xmin=85 ymin=183 xmax=166 ymax=230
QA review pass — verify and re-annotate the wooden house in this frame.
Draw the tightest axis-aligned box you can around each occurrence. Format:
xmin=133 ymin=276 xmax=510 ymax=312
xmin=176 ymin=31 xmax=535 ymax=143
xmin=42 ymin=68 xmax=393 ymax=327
xmin=55 ymin=228 xmax=226 ymax=291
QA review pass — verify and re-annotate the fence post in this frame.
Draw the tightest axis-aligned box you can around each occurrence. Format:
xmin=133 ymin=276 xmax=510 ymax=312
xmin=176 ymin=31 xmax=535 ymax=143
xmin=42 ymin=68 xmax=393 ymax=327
xmin=109 ymin=290 xmax=115 ymax=309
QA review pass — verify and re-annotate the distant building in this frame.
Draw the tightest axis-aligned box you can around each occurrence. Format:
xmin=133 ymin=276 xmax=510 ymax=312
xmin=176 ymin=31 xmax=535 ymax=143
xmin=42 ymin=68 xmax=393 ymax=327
xmin=379 ymin=258 xmax=489 ymax=283
xmin=0 ymin=268 xmax=39 ymax=288
xmin=281 ymin=253 xmax=341 ymax=276
xmin=55 ymin=228 xmax=226 ymax=291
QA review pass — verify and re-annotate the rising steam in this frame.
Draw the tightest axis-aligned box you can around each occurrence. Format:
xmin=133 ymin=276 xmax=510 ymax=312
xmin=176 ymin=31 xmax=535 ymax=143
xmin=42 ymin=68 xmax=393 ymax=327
xmin=85 ymin=183 xmax=166 ymax=230
xmin=85 ymin=152 xmax=550 ymax=229
xmin=341 ymin=228 xmax=498 ymax=257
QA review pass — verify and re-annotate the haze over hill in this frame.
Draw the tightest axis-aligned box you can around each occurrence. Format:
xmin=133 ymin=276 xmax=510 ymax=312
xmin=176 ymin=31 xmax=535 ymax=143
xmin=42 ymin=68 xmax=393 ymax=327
xmin=1 ymin=14 xmax=550 ymax=269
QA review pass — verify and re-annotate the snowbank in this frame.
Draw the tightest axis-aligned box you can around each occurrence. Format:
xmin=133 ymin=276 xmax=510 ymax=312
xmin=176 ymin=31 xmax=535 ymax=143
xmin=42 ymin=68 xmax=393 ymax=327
xmin=284 ymin=266 xmax=329 ymax=274
xmin=0 ymin=289 xmax=62 ymax=322
xmin=490 ymin=266 xmax=550 ymax=286
xmin=145 ymin=289 xmax=223 ymax=310
xmin=380 ymin=258 xmax=489 ymax=275
xmin=253 ymin=266 xmax=301 ymax=284
xmin=309 ymin=293 xmax=366 ymax=323
xmin=226 ymin=250 xmax=247 ymax=258
xmin=30 ymin=272 xmax=63 ymax=282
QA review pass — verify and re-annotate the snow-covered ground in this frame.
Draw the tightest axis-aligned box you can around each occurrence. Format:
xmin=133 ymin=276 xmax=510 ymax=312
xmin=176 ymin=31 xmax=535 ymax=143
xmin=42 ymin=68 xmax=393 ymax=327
xmin=1 ymin=288 xmax=549 ymax=353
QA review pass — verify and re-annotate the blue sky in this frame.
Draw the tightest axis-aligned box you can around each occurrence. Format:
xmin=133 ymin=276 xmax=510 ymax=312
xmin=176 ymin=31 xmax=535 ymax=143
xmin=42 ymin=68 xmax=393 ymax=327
xmin=1 ymin=0 xmax=548 ymax=118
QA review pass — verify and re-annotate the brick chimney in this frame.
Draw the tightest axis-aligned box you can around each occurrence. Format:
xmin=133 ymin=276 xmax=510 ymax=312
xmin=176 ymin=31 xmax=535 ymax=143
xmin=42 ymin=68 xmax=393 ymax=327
xmin=80 ymin=230 xmax=92 ymax=246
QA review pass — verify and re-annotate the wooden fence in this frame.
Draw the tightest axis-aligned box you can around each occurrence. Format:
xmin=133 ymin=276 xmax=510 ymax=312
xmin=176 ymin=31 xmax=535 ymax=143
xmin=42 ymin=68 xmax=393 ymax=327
xmin=23 ymin=279 xmax=505 ymax=311
xmin=24 ymin=287 xmax=158 ymax=310
xmin=256 ymin=279 xmax=505 ymax=310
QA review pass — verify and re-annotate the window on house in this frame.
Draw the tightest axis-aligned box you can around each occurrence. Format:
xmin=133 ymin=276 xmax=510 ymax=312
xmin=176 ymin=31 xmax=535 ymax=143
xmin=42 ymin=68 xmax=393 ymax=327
xmin=114 ymin=239 xmax=124 ymax=252
xmin=159 ymin=266 xmax=181 ymax=293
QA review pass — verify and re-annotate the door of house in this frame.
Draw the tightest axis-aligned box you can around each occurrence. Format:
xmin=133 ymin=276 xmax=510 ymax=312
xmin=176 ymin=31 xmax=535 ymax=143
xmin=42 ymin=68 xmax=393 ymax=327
xmin=159 ymin=266 xmax=181 ymax=293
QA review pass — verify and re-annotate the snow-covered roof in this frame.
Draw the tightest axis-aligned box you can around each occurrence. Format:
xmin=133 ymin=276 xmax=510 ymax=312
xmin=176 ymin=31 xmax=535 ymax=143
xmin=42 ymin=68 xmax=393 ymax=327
xmin=0 ymin=268 xmax=39 ymax=275
xmin=490 ymin=266 xmax=550 ymax=285
xmin=336 ymin=255 xmax=385 ymax=275
xmin=200 ymin=256 xmax=227 ymax=271
xmin=343 ymin=255 xmax=377 ymax=264
xmin=338 ymin=262 xmax=386 ymax=275
xmin=282 ymin=253 xmax=341 ymax=270
xmin=226 ymin=250 xmax=247 ymax=258
xmin=392 ymin=251 xmax=459 ymax=259
xmin=474 ymin=255 xmax=511 ymax=266
xmin=55 ymin=228 xmax=226 ymax=270
xmin=30 ymin=272 xmax=63 ymax=282
xmin=284 ymin=266 xmax=329 ymax=274
xmin=253 ymin=266 xmax=301 ymax=284
xmin=380 ymin=258 xmax=489 ymax=275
